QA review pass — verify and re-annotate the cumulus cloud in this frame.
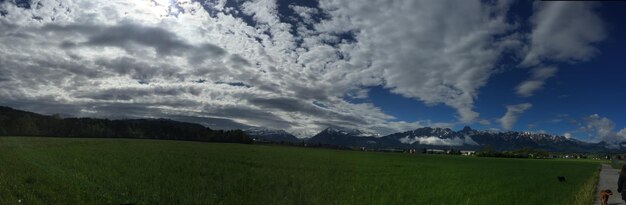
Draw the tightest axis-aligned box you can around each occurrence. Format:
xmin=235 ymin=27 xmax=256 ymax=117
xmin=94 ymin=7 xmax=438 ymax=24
xmin=317 ymin=0 xmax=517 ymax=123
xmin=563 ymin=132 xmax=572 ymax=139
xmin=584 ymin=114 xmax=614 ymax=138
xmin=289 ymin=5 xmax=318 ymax=24
xmin=619 ymin=128 xmax=626 ymax=137
xmin=522 ymin=1 xmax=606 ymax=66
xmin=499 ymin=103 xmax=532 ymax=130
xmin=516 ymin=66 xmax=558 ymax=97
xmin=581 ymin=114 xmax=626 ymax=147
xmin=514 ymin=2 xmax=605 ymax=98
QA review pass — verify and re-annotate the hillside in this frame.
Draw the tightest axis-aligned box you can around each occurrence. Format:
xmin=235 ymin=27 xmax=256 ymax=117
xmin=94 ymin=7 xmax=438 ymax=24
xmin=0 ymin=106 xmax=251 ymax=143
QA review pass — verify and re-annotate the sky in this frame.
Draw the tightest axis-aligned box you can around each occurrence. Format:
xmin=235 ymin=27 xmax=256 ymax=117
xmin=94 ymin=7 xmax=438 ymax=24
xmin=0 ymin=0 xmax=625 ymax=142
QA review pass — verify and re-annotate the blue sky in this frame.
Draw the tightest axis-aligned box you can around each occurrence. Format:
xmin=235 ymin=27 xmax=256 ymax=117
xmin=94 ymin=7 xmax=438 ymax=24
xmin=345 ymin=1 xmax=626 ymax=140
xmin=0 ymin=0 xmax=625 ymax=141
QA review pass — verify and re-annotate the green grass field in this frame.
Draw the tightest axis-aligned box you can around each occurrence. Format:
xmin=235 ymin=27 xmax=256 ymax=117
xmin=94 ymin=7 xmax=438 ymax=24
xmin=0 ymin=137 xmax=600 ymax=205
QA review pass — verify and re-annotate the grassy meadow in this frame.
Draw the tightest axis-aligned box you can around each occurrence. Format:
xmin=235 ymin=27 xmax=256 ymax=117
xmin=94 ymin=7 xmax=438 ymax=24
xmin=0 ymin=137 xmax=600 ymax=205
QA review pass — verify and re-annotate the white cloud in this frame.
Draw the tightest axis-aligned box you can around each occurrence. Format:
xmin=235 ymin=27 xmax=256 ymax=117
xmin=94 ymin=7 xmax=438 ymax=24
xmin=581 ymin=114 xmax=626 ymax=147
xmin=514 ymin=2 xmax=606 ymax=98
xmin=499 ymin=103 xmax=532 ymax=130
xmin=316 ymin=0 xmax=517 ymax=123
xmin=563 ymin=132 xmax=572 ymax=139
xmin=398 ymin=134 xmax=478 ymax=146
xmin=399 ymin=136 xmax=462 ymax=146
xmin=289 ymin=5 xmax=318 ymax=24
xmin=619 ymin=128 xmax=626 ymax=138
xmin=584 ymin=114 xmax=615 ymax=138
xmin=516 ymin=66 xmax=558 ymax=97
xmin=522 ymin=1 xmax=606 ymax=66
xmin=463 ymin=135 xmax=479 ymax=146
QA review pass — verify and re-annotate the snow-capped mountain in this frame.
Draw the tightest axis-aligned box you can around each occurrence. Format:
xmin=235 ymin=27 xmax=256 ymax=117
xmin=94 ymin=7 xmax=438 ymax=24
xmin=306 ymin=126 xmax=605 ymax=152
xmin=378 ymin=127 xmax=478 ymax=148
xmin=244 ymin=128 xmax=300 ymax=143
xmin=468 ymin=129 xmax=597 ymax=152
xmin=307 ymin=127 xmax=380 ymax=147
xmin=247 ymin=125 xmax=608 ymax=152
xmin=322 ymin=127 xmax=380 ymax=137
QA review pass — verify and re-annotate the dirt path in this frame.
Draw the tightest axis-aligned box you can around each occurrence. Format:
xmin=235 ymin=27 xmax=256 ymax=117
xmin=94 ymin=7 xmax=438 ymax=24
xmin=594 ymin=164 xmax=624 ymax=205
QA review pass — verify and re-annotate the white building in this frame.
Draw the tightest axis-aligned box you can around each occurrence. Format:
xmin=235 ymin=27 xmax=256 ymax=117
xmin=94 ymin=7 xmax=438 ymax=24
xmin=425 ymin=149 xmax=446 ymax=154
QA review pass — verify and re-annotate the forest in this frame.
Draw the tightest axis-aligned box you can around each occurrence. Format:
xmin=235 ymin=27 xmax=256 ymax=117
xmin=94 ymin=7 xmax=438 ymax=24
xmin=0 ymin=106 xmax=252 ymax=144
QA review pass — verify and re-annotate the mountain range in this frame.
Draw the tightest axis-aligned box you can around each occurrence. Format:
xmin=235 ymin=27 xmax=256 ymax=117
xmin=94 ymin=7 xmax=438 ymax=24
xmin=0 ymin=105 xmax=620 ymax=152
xmin=244 ymin=127 xmax=301 ymax=143
xmin=248 ymin=126 xmax=619 ymax=152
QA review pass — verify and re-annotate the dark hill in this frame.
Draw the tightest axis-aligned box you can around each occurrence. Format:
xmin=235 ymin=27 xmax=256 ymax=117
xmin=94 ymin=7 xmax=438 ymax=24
xmin=0 ymin=106 xmax=251 ymax=143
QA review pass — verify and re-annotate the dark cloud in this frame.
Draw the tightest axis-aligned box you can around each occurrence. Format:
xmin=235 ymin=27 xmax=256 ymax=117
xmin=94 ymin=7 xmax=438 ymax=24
xmin=59 ymin=41 xmax=77 ymax=48
xmin=290 ymin=84 xmax=330 ymax=101
xmin=0 ymin=21 xmax=17 ymax=34
xmin=227 ymin=54 xmax=252 ymax=67
xmin=206 ymin=106 xmax=296 ymax=129
xmin=74 ymin=86 xmax=202 ymax=101
xmin=0 ymin=54 xmax=105 ymax=90
xmin=215 ymin=81 xmax=252 ymax=88
xmin=86 ymin=24 xmax=191 ymax=56
xmin=187 ymin=43 xmax=227 ymax=64
xmin=249 ymin=97 xmax=306 ymax=113
xmin=43 ymin=23 xmax=227 ymax=62
xmin=94 ymin=57 xmax=183 ymax=81
xmin=85 ymin=103 xmax=178 ymax=119
xmin=169 ymin=115 xmax=252 ymax=130
xmin=249 ymin=97 xmax=367 ymax=125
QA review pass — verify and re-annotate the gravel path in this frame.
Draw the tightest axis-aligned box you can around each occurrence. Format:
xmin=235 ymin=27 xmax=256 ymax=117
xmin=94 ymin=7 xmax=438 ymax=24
xmin=594 ymin=164 xmax=624 ymax=205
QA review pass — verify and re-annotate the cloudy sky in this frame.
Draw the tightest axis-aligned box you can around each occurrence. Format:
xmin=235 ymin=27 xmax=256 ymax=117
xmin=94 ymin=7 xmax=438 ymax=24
xmin=0 ymin=0 xmax=625 ymax=141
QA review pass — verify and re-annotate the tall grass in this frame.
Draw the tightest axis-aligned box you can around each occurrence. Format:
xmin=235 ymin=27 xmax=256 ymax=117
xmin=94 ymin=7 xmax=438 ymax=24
xmin=573 ymin=168 xmax=599 ymax=205
xmin=0 ymin=137 xmax=601 ymax=205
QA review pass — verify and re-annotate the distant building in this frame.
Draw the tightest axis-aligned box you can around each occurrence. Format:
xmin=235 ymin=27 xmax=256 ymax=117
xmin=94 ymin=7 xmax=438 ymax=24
xmin=378 ymin=148 xmax=404 ymax=153
xmin=460 ymin=150 xmax=476 ymax=156
xmin=425 ymin=149 xmax=446 ymax=154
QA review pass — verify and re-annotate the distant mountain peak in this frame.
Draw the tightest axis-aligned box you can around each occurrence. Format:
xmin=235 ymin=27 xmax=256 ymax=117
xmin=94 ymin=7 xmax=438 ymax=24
xmin=244 ymin=128 xmax=299 ymax=143
xmin=460 ymin=126 xmax=474 ymax=133
xmin=320 ymin=127 xmax=379 ymax=137
xmin=322 ymin=127 xmax=342 ymax=132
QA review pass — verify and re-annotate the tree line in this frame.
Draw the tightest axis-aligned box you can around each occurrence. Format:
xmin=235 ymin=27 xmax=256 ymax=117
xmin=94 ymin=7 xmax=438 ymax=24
xmin=478 ymin=144 xmax=550 ymax=158
xmin=0 ymin=106 xmax=252 ymax=144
